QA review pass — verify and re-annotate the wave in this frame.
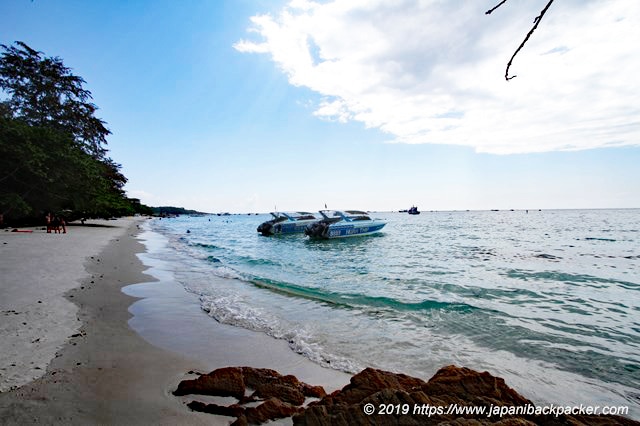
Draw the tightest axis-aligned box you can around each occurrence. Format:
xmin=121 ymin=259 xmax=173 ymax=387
xmin=190 ymin=242 xmax=222 ymax=250
xmin=246 ymin=276 xmax=477 ymax=314
xmin=504 ymin=269 xmax=639 ymax=290
xmin=199 ymin=294 xmax=362 ymax=373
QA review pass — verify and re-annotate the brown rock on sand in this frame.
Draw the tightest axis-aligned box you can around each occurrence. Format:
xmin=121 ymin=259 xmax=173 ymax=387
xmin=175 ymin=366 xmax=328 ymax=424
xmin=293 ymin=366 xmax=639 ymax=426
xmin=173 ymin=366 xmax=246 ymax=399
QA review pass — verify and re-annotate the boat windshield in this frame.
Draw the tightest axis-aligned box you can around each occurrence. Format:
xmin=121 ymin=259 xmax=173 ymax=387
xmin=319 ymin=210 xmax=371 ymax=221
xmin=272 ymin=212 xmax=317 ymax=221
xmin=286 ymin=212 xmax=317 ymax=220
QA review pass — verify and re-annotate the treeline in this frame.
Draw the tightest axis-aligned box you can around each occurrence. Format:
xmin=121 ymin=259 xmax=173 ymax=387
xmin=0 ymin=42 xmax=151 ymax=225
xmin=151 ymin=206 xmax=207 ymax=216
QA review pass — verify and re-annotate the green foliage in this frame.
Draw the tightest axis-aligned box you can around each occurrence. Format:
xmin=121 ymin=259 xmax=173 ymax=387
xmin=0 ymin=117 xmax=133 ymax=220
xmin=133 ymin=203 xmax=154 ymax=216
xmin=0 ymin=42 xmax=149 ymax=224
xmin=0 ymin=41 xmax=109 ymax=158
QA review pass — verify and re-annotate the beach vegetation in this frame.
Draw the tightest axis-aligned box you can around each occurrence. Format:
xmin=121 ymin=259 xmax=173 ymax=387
xmin=0 ymin=41 xmax=151 ymax=224
xmin=151 ymin=206 xmax=207 ymax=216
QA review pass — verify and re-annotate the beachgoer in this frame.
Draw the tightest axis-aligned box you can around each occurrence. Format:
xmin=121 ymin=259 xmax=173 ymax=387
xmin=46 ymin=213 xmax=53 ymax=233
xmin=52 ymin=216 xmax=61 ymax=234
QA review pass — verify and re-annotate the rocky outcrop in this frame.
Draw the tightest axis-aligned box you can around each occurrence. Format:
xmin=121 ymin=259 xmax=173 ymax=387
xmin=174 ymin=365 xmax=639 ymax=425
xmin=294 ymin=366 xmax=638 ymax=426
xmin=173 ymin=366 xmax=326 ymax=424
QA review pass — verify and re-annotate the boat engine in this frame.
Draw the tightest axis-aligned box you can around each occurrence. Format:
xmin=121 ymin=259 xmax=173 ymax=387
xmin=257 ymin=221 xmax=274 ymax=236
xmin=305 ymin=221 xmax=329 ymax=238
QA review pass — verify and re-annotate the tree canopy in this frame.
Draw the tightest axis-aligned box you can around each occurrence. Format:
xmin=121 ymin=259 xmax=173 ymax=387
xmin=0 ymin=41 xmax=150 ymax=224
xmin=0 ymin=41 xmax=110 ymax=157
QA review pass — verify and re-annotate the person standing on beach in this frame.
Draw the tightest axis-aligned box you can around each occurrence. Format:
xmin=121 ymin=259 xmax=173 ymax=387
xmin=51 ymin=215 xmax=61 ymax=234
xmin=45 ymin=212 xmax=52 ymax=233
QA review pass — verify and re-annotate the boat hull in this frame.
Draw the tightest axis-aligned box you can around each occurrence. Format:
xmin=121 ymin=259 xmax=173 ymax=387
xmin=258 ymin=220 xmax=319 ymax=236
xmin=304 ymin=210 xmax=387 ymax=239
xmin=325 ymin=222 xmax=386 ymax=238
xmin=258 ymin=212 xmax=320 ymax=236
xmin=306 ymin=220 xmax=386 ymax=239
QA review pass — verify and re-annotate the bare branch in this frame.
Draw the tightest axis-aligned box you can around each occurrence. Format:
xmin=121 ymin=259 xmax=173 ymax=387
xmin=503 ymin=0 xmax=556 ymax=81
xmin=485 ymin=0 xmax=509 ymax=15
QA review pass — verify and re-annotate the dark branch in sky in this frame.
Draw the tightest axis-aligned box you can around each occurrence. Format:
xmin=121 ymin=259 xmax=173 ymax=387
xmin=487 ymin=0 xmax=556 ymax=81
xmin=485 ymin=0 xmax=509 ymax=15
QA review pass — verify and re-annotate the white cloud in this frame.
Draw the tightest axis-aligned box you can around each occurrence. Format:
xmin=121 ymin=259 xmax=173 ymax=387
xmin=235 ymin=0 xmax=640 ymax=154
xmin=126 ymin=189 xmax=155 ymax=202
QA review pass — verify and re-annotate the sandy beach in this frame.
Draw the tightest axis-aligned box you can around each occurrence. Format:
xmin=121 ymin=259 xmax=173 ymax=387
xmin=0 ymin=218 xmax=350 ymax=425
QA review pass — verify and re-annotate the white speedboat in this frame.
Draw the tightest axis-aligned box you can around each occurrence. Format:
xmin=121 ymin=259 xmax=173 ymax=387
xmin=304 ymin=210 xmax=386 ymax=239
xmin=257 ymin=212 xmax=320 ymax=236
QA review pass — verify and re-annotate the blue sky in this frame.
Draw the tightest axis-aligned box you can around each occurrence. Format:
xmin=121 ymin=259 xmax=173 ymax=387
xmin=3 ymin=0 xmax=639 ymax=212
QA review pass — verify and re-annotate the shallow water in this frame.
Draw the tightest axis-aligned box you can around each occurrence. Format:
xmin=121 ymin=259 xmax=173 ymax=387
xmin=144 ymin=209 xmax=640 ymax=417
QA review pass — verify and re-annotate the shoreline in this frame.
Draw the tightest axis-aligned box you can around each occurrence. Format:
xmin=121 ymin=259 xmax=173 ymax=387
xmin=125 ymin=226 xmax=351 ymax=392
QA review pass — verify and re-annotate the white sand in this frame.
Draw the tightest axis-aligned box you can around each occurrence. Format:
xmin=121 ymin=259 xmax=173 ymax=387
xmin=0 ymin=219 xmax=131 ymax=391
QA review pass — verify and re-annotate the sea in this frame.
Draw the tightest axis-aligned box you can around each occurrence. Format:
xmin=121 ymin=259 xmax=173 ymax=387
xmin=142 ymin=209 xmax=639 ymax=417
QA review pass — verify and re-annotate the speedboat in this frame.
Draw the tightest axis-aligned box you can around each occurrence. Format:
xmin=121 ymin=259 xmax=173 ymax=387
xmin=304 ymin=210 xmax=386 ymax=239
xmin=257 ymin=212 xmax=320 ymax=236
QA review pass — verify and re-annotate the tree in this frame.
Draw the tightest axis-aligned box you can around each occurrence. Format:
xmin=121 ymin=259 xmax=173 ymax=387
xmin=486 ymin=0 xmax=556 ymax=81
xmin=0 ymin=117 xmax=134 ymax=220
xmin=0 ymin=42 xmax=146 ymax=223
xmin=0 ymin=41 xmax=109 ymax=157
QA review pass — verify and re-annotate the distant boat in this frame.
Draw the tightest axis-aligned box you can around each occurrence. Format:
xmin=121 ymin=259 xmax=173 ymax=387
xmin=257 ymin=212 xmax=320 ymax=236
xmin=408 ymin=206 xmax=420 ymax=215
xmin=304 ymin=210 xmax=386 ymax=239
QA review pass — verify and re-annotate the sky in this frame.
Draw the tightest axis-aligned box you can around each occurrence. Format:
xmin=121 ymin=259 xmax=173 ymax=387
xmin=2 ymin=0 xmax=639 ymax=213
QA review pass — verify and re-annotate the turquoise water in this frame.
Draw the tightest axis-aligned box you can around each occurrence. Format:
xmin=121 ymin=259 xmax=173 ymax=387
xmin=146 ymin=209 xmax=639 ymax=415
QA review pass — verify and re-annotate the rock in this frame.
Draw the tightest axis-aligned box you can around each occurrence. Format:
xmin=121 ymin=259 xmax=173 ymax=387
xmin=303 ymin=384 xmax=327 ymax=399
xmin=173 ymin=366 xmax=245 ymax=399
xmin=176 ymin=365 xmax=639 ymax=425
xmin=420 ymin=365 xmax=533 ymax=407
xmin=253 ymin=382 xmax=306 ymax=405
xmin=245 ymin=398 xmax=302 ymax=424
xmin=187 ymin=400 xmax=245 ymax=418
xmin=317 ymin=367 xmax=427 ymax=407
xmin=241 ymin=367 xmax=324 ymax=405
xmin=293 ymin=366 xmax=639 ymax=426
xmin=175 ymin=366 xmax=327 ymax=424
